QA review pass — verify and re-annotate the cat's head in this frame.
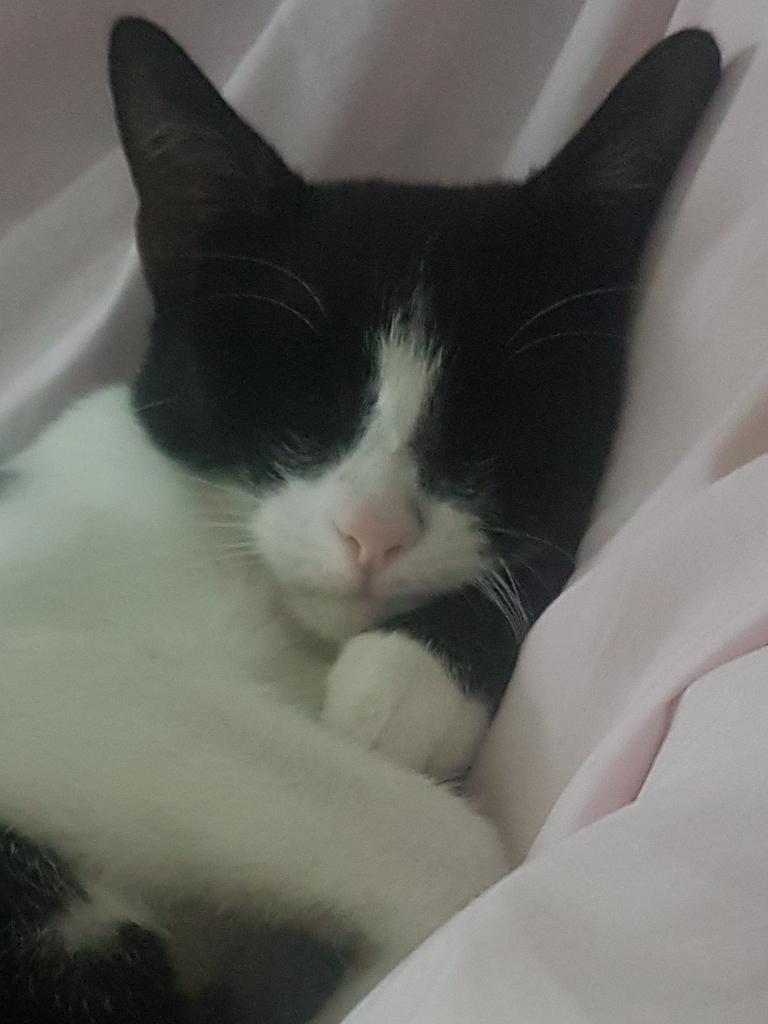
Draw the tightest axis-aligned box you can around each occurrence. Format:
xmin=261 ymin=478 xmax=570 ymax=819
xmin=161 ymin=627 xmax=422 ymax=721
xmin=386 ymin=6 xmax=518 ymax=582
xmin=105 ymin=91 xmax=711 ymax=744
xmin=109 ymin=18 xmax=719 ymax=641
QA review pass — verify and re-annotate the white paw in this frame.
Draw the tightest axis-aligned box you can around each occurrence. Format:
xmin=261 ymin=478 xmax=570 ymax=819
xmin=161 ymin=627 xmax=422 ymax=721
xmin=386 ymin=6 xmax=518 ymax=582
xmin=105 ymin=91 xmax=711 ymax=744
xmin=322 ymin=632 xmax=490 ymax=780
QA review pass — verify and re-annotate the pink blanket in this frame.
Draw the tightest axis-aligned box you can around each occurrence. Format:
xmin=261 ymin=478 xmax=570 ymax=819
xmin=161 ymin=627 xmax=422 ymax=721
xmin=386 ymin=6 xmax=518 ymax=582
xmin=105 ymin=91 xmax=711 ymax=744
xmin=3 ymin=1 xmax=768 ymax=1019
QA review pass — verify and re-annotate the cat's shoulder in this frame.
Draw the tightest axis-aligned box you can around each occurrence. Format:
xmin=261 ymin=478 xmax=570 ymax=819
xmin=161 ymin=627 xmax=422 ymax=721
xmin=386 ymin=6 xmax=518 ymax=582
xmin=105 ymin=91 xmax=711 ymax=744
xmin=4 ymin=386 xmax=185 ymax=516
xmin=0 ymin=385 xmax=190 ymax=569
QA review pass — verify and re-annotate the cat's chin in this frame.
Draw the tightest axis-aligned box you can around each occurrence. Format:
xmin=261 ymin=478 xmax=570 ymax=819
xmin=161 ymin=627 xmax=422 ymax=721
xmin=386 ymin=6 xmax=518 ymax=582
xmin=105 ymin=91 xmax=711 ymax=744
xmin=281 ymin=590 xmax=381 ymax=643
xmin=278 ymin=587 xmax=417 ymax=644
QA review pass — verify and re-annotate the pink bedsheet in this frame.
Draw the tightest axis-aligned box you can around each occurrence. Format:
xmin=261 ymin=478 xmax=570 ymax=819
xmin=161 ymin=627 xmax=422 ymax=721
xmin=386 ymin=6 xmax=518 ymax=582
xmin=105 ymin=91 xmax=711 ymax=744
xmin=3 ymin=0 xmax=768 ymax=1019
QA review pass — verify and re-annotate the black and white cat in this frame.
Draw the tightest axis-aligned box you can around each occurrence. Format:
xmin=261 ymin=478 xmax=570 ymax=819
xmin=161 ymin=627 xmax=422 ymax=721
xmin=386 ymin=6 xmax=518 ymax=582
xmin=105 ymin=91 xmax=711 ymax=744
xmin=0 ymin=18 xmax=719 ymax=1024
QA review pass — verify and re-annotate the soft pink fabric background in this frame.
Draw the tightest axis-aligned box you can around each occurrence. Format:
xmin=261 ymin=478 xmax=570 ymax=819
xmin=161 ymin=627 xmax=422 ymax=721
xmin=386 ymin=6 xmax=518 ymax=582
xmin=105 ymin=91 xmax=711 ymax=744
xmin=4 ymin=0 xmax=768 ymax=1020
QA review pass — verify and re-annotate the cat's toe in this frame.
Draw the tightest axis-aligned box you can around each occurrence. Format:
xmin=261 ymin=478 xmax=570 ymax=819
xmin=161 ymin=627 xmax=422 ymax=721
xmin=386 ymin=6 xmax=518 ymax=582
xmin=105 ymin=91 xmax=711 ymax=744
xmin=322 ymin=631 xmax=489 ymax=779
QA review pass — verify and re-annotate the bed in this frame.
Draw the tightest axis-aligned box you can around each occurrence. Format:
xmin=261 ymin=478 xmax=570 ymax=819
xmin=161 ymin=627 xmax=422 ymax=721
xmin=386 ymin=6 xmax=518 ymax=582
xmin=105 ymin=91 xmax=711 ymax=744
xmin=2 ymin=1 xmax=767 ymax=1020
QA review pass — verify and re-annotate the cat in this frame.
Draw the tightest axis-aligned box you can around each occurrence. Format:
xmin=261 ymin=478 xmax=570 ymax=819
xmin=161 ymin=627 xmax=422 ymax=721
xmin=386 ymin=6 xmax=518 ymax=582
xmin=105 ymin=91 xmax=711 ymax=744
xmin=0 ymin=17 xmax=719 ymax=1024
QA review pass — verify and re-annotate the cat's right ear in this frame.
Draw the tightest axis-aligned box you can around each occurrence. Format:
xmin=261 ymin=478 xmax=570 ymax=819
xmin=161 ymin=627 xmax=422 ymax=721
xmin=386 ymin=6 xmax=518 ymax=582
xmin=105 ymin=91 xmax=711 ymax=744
xmin=531 ymin=30 xmax=720 ymax=210
xmin=109 ymin=18 xmax=301 ymax=285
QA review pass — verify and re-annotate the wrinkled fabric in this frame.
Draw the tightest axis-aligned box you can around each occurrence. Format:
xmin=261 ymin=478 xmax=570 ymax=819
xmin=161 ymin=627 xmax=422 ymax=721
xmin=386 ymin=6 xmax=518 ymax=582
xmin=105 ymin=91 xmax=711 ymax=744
xmin=4 ymin=0 xmax=768 ymax=1021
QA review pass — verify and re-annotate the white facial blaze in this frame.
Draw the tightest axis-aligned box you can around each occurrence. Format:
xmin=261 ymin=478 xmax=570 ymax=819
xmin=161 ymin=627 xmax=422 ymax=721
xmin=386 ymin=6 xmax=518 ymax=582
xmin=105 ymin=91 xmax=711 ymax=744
xmin=372 ymin=321 xmax=440 ymax=453
xmin=341 ymin=316 xmax=440 ymax=500
xmin=252 ymin=305 xmax=488 ymax=641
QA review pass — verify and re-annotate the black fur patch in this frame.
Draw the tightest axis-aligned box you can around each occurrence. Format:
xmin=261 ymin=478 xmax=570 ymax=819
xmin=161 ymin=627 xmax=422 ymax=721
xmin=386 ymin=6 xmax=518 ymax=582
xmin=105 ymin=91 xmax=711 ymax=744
xmin=189 ymin=925 xmax=346 ymax=1024
xmin=0 ymin=827 xmax=186 ymax=1023
xmin=0 ymin=828 xmax=345 ymax=1023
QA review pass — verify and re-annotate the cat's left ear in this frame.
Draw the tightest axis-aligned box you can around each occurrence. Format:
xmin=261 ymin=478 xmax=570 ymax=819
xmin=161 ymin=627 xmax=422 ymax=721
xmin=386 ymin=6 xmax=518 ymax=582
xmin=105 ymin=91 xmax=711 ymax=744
xmin=109 ymin=17 xmax=302 ymax=285
xmin=533 ymin=30 xmax=720 ymax=208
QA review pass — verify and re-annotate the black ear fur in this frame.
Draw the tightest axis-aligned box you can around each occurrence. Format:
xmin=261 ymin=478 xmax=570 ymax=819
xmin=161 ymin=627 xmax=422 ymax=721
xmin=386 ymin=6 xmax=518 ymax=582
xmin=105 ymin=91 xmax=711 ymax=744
xmin=108 ymin=17 xmax=301 ymax=281
xmin=535 ymin=30 xmax=720 ymax=203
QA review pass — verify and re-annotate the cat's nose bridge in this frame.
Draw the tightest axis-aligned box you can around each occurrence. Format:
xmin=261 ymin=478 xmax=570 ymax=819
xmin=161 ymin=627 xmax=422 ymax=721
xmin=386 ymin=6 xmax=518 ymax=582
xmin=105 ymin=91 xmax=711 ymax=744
xmin=334 ymin=500 xmax=423 ymax=572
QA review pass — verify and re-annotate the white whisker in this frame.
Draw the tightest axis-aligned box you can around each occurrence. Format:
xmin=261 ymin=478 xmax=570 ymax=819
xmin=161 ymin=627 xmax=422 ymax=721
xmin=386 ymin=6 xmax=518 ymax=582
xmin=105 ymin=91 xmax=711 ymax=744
xmin=498 ymin=564 xmax=529 ymax=635
xmin=506 ymin=553 xmax=550 ymax=596
xmin=476 ymin=564 xmax=529 ymax=644
xmin=201 ymin=292 xmax=320 ymax=336
xmin=481 ymin=581 xmax=520 ymax=643
xmin=493 ymin=584 xmax=523 ymax=642
xmin=505 ymin=284 xmax=636 ymax=349
xmin=182 ymin=252 xmax=327 ymax=319
xmin=486 ymin=526 xmax=575 ymax=566
xmin=173 ymin=469 xmax=243 ymax=495
xmin=133 ymin=398 xmax=175 ymax=414
xmin=511 ymin=329 xmax=624 ymax=361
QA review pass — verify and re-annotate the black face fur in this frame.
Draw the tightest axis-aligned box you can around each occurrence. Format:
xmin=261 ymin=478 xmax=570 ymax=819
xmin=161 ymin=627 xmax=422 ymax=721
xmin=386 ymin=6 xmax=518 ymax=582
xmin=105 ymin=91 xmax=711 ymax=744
xmin=110 ymin=20 xmax=718 ymax=572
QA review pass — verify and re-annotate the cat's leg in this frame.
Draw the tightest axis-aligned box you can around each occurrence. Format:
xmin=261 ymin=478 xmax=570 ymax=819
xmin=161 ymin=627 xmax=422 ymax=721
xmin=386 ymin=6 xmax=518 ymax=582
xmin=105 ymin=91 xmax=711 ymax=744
xmin=0 ymin=826 xmax=344 ymax=1024
xmin=322 ymin=552 xmax=572 ymax=779
xmin=324 ymin=629 xmax=491 ymax=781
xmin=0 ymin=630 xmax=508 ymax=1019
xmin=0 ymin=826 xmax=186 ymax=1023
xmin=322 ymin=587 xmax=515 ymax=780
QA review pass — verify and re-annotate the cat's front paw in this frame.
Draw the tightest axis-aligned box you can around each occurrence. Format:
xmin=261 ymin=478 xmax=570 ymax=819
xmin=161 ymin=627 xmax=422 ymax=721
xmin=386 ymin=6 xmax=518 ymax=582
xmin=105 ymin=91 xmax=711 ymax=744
xmin=322 ymin=632 xmax=490 ymax=780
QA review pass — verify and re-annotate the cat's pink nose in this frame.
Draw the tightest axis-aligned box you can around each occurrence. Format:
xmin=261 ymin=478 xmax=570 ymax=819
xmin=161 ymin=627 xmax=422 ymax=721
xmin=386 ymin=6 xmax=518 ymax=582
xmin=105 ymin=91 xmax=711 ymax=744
xmin=336 ymin=503 xmax=422 ymax=572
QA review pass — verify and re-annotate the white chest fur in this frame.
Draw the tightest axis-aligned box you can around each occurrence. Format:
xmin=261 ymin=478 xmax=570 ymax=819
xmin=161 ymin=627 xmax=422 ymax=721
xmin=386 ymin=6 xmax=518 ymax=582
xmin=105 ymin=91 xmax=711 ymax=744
xmin=0 ymin=386 xmax=333 ymax=715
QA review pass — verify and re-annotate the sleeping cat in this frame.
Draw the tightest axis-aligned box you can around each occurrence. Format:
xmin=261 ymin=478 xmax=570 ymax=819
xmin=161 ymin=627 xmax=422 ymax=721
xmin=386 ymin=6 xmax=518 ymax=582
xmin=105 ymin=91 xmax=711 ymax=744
xmin=0 ymin=17 xmax=719 ymax=1024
